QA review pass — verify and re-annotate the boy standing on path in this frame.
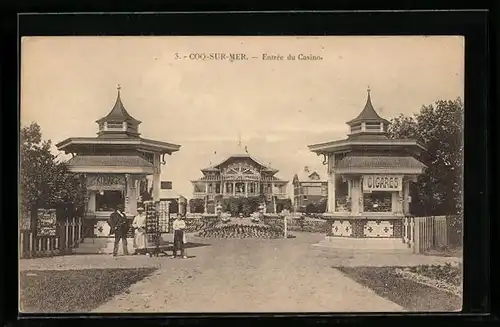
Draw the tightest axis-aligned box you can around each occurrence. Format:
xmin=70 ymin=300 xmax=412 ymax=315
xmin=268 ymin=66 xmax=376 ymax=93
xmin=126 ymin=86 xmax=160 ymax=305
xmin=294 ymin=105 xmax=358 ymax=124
xmin=172 ymin=213 xmax=187 ymax=259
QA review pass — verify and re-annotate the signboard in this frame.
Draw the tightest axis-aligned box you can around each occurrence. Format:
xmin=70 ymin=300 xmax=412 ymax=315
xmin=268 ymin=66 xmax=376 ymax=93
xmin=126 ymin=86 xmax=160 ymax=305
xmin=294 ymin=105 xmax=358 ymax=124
xmin=37 ymin=208 xmax=57 ymax=236
xmin=86 ymin=174 xmax=126 ymax=191
xmin=362 ymin=175 xmax=402 ymax=192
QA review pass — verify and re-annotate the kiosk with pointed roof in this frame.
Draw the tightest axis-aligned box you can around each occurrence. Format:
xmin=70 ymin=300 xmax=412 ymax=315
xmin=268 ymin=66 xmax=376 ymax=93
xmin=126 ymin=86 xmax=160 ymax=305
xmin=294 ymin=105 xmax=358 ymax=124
xmin=308 ymin=88 xmax=426 ymax=239
xmin=56 ymin=86 xmax=181 ymax=237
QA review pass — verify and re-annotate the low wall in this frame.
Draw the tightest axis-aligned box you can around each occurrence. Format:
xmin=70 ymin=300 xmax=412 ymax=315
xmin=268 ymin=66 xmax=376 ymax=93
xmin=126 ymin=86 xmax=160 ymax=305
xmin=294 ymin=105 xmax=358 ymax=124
xmin=324 ymin=217 xmax=403 ymax=238
xmin=261 ymin=215 xmax=330 ymax=233
xmin=287 ymin=218 xmax=331 ymax=233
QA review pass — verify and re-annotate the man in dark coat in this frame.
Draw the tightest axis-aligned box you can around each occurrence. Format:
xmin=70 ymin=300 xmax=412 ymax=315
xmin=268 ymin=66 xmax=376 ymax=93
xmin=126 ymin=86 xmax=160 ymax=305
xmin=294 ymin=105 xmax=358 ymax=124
xmin=108 ymin=204 xmax=130 ymax=256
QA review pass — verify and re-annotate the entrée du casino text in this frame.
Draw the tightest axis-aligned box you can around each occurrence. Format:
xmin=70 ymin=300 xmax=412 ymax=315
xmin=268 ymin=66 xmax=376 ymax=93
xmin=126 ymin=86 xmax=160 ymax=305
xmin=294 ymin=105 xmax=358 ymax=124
xmin=174 ymin=52 xmax=323 ymax=62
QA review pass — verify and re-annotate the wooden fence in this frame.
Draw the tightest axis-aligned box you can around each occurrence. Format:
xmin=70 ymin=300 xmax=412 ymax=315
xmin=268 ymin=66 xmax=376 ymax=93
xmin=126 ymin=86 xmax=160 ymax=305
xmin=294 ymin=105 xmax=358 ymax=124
xmin=20 ymin=216 xmax=84 ymax=259
xmin=403 ymin=215 xmax=463 ymax=254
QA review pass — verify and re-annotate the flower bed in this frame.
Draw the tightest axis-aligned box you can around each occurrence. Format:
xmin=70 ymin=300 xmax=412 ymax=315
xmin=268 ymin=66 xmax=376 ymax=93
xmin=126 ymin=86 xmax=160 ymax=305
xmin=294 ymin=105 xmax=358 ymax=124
xmin=287 ymin=218 xmax=330 ymax=233
xmin=262 ymin=216 xmax=285 ymax=229
xmin=337 ymin=266 xmax=462 ymax=311
xmin=395 ymin=263 xmax=462 ymax=297
xmin=173 ymin=217 xmax=218 ymax=233
xmin=196 ymin=224 xmax=292 ymax=239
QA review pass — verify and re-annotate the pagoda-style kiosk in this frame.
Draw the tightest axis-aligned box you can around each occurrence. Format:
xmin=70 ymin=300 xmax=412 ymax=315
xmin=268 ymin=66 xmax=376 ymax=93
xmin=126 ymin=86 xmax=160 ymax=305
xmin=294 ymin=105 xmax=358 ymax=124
xmin=56 ymin=86 xmax=181 ymax=237
xmin=308 ymin=89 xmax=426 ymax=239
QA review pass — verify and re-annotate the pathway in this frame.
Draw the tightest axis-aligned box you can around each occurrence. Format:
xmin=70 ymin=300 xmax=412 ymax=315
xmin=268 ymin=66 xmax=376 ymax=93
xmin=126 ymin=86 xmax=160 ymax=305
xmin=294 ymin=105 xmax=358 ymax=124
xmin=92 ymin=233 xmax=404 ymax=312
xmin=20 ymin=233 xmax=460 ymax=313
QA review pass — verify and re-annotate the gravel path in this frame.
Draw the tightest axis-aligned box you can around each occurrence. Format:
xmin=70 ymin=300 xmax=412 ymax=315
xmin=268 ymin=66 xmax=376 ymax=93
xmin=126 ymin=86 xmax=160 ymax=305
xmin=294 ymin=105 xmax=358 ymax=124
xmin=90 ymin=233 xmax=404 ymax=312
xmin=20 ymin=233 xmax=460 ymax=313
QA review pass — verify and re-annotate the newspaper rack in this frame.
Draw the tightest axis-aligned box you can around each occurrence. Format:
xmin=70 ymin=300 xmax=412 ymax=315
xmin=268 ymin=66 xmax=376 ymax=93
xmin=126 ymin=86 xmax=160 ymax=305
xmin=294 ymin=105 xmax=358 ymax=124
xmin=144 ymin=200 xmax=170 ymax=257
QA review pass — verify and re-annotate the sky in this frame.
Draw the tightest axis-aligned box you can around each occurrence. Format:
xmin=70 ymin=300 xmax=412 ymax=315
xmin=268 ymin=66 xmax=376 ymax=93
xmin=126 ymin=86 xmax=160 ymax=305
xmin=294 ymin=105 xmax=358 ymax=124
xmin=20 ymin=36 xmax=464 ymax=198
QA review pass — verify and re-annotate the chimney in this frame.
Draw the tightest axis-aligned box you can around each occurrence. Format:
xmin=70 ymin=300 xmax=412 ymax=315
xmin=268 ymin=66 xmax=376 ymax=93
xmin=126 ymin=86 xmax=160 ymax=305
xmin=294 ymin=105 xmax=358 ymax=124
xmin=304 ymin=166 xmax=309 ymax=172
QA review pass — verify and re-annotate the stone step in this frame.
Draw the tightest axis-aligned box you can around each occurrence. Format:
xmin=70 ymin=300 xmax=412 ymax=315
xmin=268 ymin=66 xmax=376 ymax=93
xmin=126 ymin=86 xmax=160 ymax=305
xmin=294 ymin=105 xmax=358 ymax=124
xmin=76 ymin=237 xmax=173 ymax=254
xmin=313 ymin=237 xmax=413 ymax=253
xmin=73 ymin=247 xmax=107 ymax=254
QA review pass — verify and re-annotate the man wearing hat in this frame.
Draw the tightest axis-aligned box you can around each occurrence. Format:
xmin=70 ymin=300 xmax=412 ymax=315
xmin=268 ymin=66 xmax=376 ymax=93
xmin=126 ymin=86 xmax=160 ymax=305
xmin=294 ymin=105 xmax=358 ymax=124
xmin=108 ymin=204 xmax=130 ymax=256
xmin=132 ymin=206 xmax=147 ymax=255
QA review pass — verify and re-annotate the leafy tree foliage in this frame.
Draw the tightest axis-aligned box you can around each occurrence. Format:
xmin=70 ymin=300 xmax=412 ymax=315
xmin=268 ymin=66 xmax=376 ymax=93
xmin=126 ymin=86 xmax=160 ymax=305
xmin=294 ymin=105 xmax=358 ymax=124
xmin=20 ymin=122 xmax=86 ymax=224
xmin=276 ymin=198 xmax=293 ymax=213
xmin=387 ymin=98 xmax=463 ymax=216
xmin=220 ymin=196 xmax=265 ymax=216
xmin=189 ymin=198 xmax=205 ymax=213
xmin=303 ymin=198 xmax=327 ymax=214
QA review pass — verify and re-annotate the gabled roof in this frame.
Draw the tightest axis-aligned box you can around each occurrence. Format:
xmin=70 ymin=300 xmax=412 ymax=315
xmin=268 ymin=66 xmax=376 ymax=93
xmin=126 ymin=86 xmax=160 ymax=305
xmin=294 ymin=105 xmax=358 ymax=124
xmin=295 ymin=166 xmax=326 ymax=182
xmin=96 ymin=87 xmax=141 ymax=124
xmin=346 ymin=88 xmax=390 ymax=126
xmin=201 ymin=154 xmax=278 ymax=173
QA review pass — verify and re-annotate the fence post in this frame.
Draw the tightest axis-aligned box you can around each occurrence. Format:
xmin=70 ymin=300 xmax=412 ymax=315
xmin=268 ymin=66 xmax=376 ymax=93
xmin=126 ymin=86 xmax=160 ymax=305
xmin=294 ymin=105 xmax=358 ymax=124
xmin=413 ymin=217 xmax=420 ymax=254
xmin=37 ymin=237 xmax=42 ymax=257
xmin=20 ymin=232 xmax=24 ymax=259
xmin=71 ymin=217 xmax=76 ymax=247
xmin=402 ymin=217 xmax=408 ymax=244
xmin=65 ymin=218 xmax=70 ymax=250
xmin=78 ymin=217 xmax=82 ymax=244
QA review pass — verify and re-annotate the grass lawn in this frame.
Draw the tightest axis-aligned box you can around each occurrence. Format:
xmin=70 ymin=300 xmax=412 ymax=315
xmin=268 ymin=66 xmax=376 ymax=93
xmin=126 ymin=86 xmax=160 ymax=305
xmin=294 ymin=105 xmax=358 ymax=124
xmin=337 ymin=266 xmax=462 ymax=312
xmin=20 ymin=268 xmax=157 ymax=313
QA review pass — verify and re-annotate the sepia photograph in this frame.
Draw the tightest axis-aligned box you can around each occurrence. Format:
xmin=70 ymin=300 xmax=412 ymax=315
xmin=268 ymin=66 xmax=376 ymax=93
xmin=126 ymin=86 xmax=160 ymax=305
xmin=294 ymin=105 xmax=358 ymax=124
xmin=19 ymin=35 xmax=464 ymax=313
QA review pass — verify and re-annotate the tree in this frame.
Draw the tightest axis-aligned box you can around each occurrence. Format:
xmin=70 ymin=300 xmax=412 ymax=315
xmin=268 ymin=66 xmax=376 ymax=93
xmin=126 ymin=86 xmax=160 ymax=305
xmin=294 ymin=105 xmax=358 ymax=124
xmin=317 ymin=198 xmax=327 ymax=213
xmin=305 ymin=203 xmax=317 ymax=214
xmin=20 ymin=122 xmax=86 ymax=225
xmin=276 ymin=198 xmax=292 ymax=213
xmin=189 ymin=198 xmax=205 ymax=213
xmin=387 ymin=98 xmax=463 ymax=216
xmin=228 ymin=197 xmax=241 ymax=217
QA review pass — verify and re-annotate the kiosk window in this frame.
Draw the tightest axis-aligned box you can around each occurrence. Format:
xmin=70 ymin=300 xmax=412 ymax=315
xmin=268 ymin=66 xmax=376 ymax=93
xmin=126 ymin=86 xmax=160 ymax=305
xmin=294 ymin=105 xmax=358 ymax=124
xmin=96 ymin=190 xmax=124 ymax=212
xmin=363 ymin=192 xmax=392 ymax=212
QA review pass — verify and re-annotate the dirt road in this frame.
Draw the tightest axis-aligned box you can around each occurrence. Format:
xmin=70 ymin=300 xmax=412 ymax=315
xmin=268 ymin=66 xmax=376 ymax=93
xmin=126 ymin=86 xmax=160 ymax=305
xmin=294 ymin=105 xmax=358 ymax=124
xmin=92 ymin=233 xmax=404 ymax=312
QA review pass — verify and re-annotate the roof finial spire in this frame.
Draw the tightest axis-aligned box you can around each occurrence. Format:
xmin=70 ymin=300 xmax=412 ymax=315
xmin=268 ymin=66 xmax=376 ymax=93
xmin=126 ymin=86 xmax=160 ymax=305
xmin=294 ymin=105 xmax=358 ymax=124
xmin=117 ymin=84 xmax=121 ymax=91
xmin=367 ymin=85 xmax=371 ymax=96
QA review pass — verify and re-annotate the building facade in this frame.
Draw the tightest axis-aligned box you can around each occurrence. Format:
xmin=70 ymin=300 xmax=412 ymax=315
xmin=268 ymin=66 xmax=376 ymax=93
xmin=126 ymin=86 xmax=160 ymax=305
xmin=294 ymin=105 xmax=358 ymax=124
xmin=191 ymin=153 xmax=288 ymax=203
xmin=159 ymin=180 xmax=187 ymax=215
xmin=292 ymin=166 xmax=328 ymax=212
xmin=56 ymin=86 xmax=181 ymax=237
xmin=308 ymin=88 xmax=426 ymax=238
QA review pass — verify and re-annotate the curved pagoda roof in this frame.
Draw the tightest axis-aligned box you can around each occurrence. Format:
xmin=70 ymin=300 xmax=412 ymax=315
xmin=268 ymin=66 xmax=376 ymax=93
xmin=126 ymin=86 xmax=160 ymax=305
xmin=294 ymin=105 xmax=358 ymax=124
xmin=346 ymin=88 xmax=390 ymax=126
xmin=96 ymin=85 xmax=141 ymax=124
xmin=307 ymin=87 xmax=426 ymax=159
xmin=56 ymin=86 xmax=180 ymax=155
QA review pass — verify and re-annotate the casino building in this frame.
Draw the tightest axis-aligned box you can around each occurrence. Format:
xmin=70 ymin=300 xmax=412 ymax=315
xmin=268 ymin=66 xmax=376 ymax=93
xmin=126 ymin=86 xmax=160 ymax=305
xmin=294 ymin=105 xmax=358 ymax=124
xmin=308 ymin=88 xmax=427 ymax=238
xmin=56 ymin=86 xmax=181 ymax=237
xmin=191 ymin=145 xmax=289 ymax=213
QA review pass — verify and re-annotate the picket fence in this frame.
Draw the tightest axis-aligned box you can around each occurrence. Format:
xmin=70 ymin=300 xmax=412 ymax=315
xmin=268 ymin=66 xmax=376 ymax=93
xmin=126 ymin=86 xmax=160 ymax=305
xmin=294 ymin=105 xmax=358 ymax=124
xmin=402 ymin=215 xmax=462 ymax=254
xmin=20 ymin=217 xmax=84 ymax=258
